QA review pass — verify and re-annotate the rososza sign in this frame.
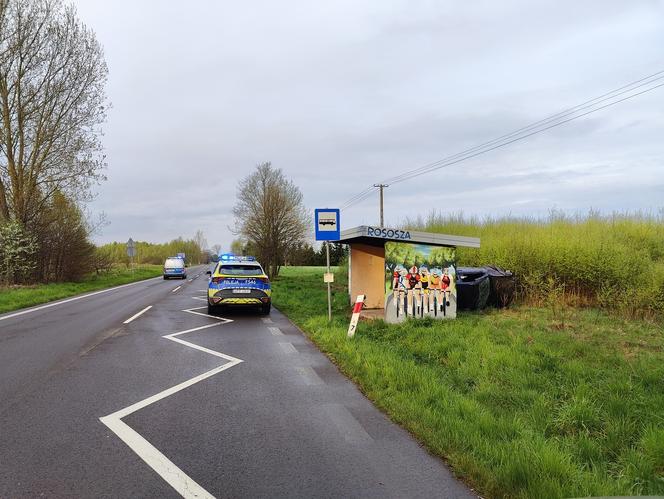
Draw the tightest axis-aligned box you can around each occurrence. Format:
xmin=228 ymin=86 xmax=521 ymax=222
xmin=367 ymin=226 xmax=412 ymax=240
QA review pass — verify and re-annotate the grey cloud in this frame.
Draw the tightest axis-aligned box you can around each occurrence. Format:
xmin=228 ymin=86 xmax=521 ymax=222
xmin=72 ymin=0 xmax=664 ymax=249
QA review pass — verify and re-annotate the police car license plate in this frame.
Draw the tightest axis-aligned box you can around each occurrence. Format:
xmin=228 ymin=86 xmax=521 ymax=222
xmin=232 ymin=289 xmax=251 ymax=294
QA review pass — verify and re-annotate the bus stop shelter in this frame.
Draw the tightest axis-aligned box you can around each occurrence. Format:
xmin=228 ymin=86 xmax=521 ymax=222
xmin=336 ymin=226 xmax=480 ymax=322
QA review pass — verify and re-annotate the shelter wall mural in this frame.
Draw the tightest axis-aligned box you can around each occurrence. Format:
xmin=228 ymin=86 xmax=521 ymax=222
xmin=385 ymin=242 xmax=456 ymax=323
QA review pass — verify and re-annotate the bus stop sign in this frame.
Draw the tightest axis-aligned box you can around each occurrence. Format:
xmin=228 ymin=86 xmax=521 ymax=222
xmin=315 ymin=208 xmax=340 ymax=241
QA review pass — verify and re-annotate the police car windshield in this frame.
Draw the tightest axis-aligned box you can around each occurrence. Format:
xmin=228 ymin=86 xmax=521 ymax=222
xmin=219 ymin=264 xmax=263 ymax=276
xmin=164 ymin=258 xmax=184 ymax=268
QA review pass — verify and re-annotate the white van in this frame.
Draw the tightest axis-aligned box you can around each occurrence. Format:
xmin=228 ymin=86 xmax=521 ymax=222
xmin=163 ymin=257 xmax=186 ymax=279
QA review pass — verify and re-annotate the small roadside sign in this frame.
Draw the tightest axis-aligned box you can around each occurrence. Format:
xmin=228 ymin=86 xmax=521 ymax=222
xmin=323 ymin=272 xmax=334 ymax=283
xmin=126 ymin=238 xmax=136 ymax=258
xmin=347 ymin=295 xmax=366 ymax=338
xmin=315 ymin=208 xmax=340 ymax=241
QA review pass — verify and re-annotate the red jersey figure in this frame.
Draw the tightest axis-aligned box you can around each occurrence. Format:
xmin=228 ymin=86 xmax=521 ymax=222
xmin=406 ymin=265 xmax=420 ymax=316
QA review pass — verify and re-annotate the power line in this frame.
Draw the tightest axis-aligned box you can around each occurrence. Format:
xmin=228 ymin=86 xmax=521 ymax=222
xmin=339 ymin=70 xmax=664 ymax=211
xmin=340 ymin=187 xmax=375 ymax=210
xmin=383 ymin=70 xmax=664 ymax=186
xmin=340 ymin=186 xmax=376 ymax=210
xmin=388 ymin=81 xmax=664 ymax=186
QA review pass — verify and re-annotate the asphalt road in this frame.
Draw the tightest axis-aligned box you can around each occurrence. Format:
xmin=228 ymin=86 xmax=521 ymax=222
xmin=0 ymin=268 xmax=475 ymax=498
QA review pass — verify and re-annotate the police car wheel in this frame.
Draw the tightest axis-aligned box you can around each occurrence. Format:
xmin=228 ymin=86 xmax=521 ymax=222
xmin=261 ymin=303 xmax=271 ymax=315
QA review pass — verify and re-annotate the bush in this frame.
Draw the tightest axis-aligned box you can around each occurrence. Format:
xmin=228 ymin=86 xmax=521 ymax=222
xmin=408 ymin=211 xmax=664 ymax=317
xmin=0 ymin=221 xmax=38 ymax=284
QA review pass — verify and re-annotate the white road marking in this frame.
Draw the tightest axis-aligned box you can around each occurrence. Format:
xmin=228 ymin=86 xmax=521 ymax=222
xmin=296 ymin=366 xmax=324 ymax=386
xmin=191 ymin=296 xmax=207 ymax=302
xmin=0 ymin=276 xmax=162 ymax=322
xmin=261 ymin=317 xmax=273 ymax=324
xmin=183 ymin=307 xmax=218 ymax=319
xmin=171 ymin=286 xmax=181 ymax=293
xmin=100 ymin=416 xmax=213 ymax=499
xmin=100 ymin=306 xmax=242 ymax=499
xmin=268 ymin=326 xmax=283 ymax=336
xmin=279 ymin=342 xmax=297 ymax=354
xmin=322 ymin=404 xmax=373 ymax=445
xmin=123 ymin=306 xmax=153 ymax=324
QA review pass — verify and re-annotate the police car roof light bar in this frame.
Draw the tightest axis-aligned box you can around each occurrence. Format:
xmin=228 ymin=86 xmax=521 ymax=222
xmin=218 ymin=253 xmax=256 ymax=262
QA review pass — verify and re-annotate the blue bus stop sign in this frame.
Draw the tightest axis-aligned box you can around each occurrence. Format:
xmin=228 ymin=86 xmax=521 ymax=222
xmin=315 ymin=208 xmax=340 ymax=241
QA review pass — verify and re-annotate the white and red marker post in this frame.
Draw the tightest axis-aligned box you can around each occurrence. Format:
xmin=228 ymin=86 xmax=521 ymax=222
xmin=347 ymin=294 xmax=366 ymax=338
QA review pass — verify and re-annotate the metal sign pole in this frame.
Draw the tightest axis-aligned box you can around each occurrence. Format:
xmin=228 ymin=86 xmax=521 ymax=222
xmin=314 ymin=208 xmax=340 ymax=322
xmin=326 ymin=241 xmax=332 ymax=322
xmin=127 ymin=238 xmax=136 ymax=275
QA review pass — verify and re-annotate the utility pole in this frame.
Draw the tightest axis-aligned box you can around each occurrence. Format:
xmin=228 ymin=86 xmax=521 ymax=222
xmin=373 ymin=184 xmax=388 ymax=227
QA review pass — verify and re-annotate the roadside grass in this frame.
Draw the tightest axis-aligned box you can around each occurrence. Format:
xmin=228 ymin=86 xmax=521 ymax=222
xmin=272 ymin=266 xmax=664 ymax=499
xmin=0 ymin=265 xmax=163 ymax=314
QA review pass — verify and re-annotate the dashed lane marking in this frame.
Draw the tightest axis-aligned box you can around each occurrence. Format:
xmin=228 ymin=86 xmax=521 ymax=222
xmin=171 ymin=286 xmax=181 ymax=293
xmin=268 ymin=326 xmax=283 ymax=336
xmin=100 ymin=306 xmax=242 ymax=499
xmin=261 ymin=317 xmax=273 ymax=324
xmin=123 ymin=306 xmax=152 ymax=324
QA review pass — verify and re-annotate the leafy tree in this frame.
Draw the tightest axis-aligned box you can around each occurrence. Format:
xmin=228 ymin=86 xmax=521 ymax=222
xmin=0 ymin=220 xmax=37 ymax=283
xmin=0 ymin=0 xmax=108 ymax=225
xmin=35 ymin=191 xmax=94 ymax=282
xmin=232 ymin=162 xmax=307 ymax=278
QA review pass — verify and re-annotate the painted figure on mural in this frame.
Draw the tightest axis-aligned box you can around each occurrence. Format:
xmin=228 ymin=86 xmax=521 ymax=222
xmin=429 ymin=268 xmax=441 ymax=313
xmin=441 ymin=268 xmax=452 ymax=310
xmin=419 ymin=266 xmax=430 ymax=316
xmin=392 ymin=265 xmax=408 ymax=316
xmin=406 ymin=265 xmax=420 ymax=316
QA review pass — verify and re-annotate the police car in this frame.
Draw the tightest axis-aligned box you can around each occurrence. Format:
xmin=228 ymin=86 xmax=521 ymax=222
xmin=206 ymin=255 xmax=271 ymax=315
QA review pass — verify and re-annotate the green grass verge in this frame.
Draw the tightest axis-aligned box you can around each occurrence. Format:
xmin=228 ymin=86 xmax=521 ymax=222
xmin=272 ymin=266 xmax=664 ymax=499
xmin=0 ymin=265 xmax=163 ymax=314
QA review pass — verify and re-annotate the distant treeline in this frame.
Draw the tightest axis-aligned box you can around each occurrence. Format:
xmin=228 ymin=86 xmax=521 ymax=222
xmin=409 ymin=210 xmax=664 ymax=317
xmin=97 ymin=238 xmax=207 ymax=266
xmin=288 ymin=242 xmax=347 ymax=266
xmin=232 ymin=239 xmax=347 ymax=267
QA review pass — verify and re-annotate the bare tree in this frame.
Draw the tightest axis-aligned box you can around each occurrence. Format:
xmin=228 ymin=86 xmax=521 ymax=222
xmin=230 ymin=239 xmax=244 ymax=255
xmin=193 ymin=229 xmax=207 ymax=263
xmin=211 ymin=243 xmax=222 ymax=255
xmin=0 ymin=0 xmax=108 ymax=225
xmin=232 ymin=162 xmax=307 ymax=278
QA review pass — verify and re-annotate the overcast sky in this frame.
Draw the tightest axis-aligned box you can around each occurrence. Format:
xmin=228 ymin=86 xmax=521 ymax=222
xmin=73 ymin=0 xmax=664 ymax=250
